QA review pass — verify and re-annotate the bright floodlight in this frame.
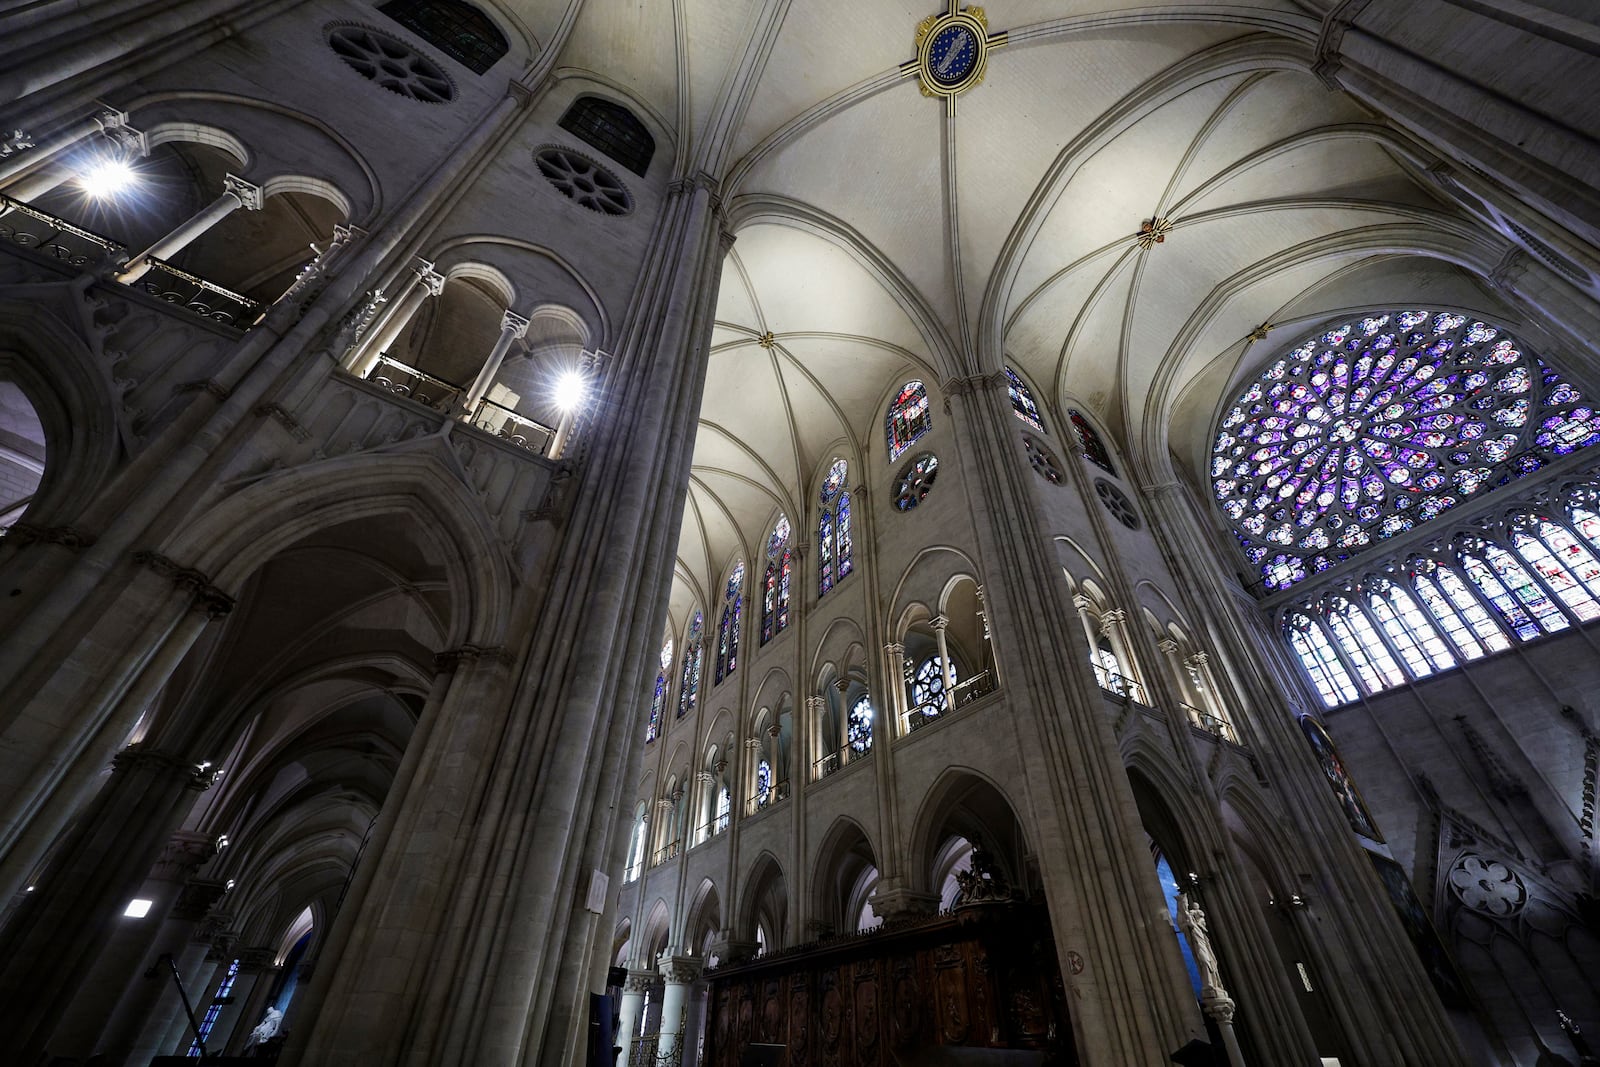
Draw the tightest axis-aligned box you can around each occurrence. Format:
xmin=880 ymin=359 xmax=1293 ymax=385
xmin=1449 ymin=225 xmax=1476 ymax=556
xmin=78 ymin=156 xmax=137 ymax=199
xmin=554 ymin=370 xmax=588 ymax=411
xmin=123 ymin=898 xmax=154 ymax=918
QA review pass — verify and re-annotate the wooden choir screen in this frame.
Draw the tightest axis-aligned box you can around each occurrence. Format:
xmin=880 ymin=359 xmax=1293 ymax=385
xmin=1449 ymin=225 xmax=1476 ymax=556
xmin=704 ymin=905 xmax=1075 ymax=1066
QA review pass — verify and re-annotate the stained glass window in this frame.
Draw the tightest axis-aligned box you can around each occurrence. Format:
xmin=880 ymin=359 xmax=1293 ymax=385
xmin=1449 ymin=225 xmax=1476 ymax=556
xmin=755 ymin=759 xmax=772 ymax=806
xmin=1458 ymin=544 xmax=1550 ymax=640
xmin=678 ymin=613 xmax=702 ymax=717
xmin=1571 ymin=501 xmax=1600 ymax=550
xmin=1285 ymin=611 xmax=1359 ymax=707
xmin=1370 ymin=578 xmax=1455 ymax=671
xmin=762 ymin=518 xmax=792 ymax=644
xmin=818 ymin=459 xmax=852 ymax=597
xmin=887 ymin=380 xmax=933 ymax=461
xmin=1005 ymin=366 xmax=1045 ymax=432
xmin=1068 ymin=409 xmax=1116 ymax=475
xmin=910 ymin=655 xmax=955 ymax=715
xmin=645 ymin=638 xmax=673 ymax=740
xmin=715 ymin=787 xmax=730 ymax=832
xmin=1510 ymin=515 xmax=1600 ymax=620
xmin=716 ymin=565 xmax=743 ymax=684
xmin=848 ymin=695 xmax=875 ymax=752
xmin=1363 ymin=582 xmax=1439 ymax=677
xmin=894 ymin=454 xmax=940 ymax=511
xmin=189 ymin=958 xmax=240 ymax=1056
xmin=1154 ymin=852 xmax=1204 ymax=997
xmin=558 ymin=96 xmax=655 ymax=176
xmin=1325 ymin=597 xmax=1405 ymax=692
xmin=1212 ymin=311 xmax=1600 ymax=590
xmin=378 ymin=0 xmax=508 ymax=74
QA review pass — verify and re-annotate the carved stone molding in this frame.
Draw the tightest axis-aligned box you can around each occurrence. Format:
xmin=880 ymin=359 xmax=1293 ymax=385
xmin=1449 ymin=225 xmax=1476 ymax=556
xmin=254 ymin=401 xmax=311 ymax=441
xmin=4 ymin=522 xmax=94 ymax=551
xmin=235 ymin=946 xmax=277 ymax=971
xmin=131 ymin=549 xmax=234 ymax=617
xmin=223 ymin=174 xmax=264 ymax=211
xmin=434 ymin=644 xmax=512 ymax=673
xmin=623 ymin=969 xmax=660 ymax=994
xmin=941 ymin=371 xmax=1007 ymax=400
xmin=659 ymin=954 xmax=703 ymax=984
xmin=155 ymin=832 xmax=219 ymax=880
xmin=173 ymin=379 xmax=233 ymax=402
xmin=171 ymin=878 xmax=229 ymax=920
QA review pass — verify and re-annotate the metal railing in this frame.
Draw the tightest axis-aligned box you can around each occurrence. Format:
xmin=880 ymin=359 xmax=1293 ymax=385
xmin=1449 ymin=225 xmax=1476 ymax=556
xmin=814 ymin=741 xmax=871 ymax=779
xmin=904 ymin=704 xmax=943 ymax=733
xmin=692 ymin=815 xmax=730 ymax=843
xmin=128 ymin=258 xmax=261 ymax=327
xmin=952 ymin=670 xmax=996 ymax=707
xmin=1095 ymin=670 xmax=1147 ymax=703
xmin=468 ymin=396 xmax=556 ymax=456
xmin=743 ymin=778 xmax=790 ymax=816
xmin=650 ymin=840 xmax=681 ymax=867
xmin=367 ymin=356 xmax=464 ymax=411
xmin=1181 ymin=702 xmax=1239 ymax=744
xmin=0 ymin=194 xmax=261 ymax=326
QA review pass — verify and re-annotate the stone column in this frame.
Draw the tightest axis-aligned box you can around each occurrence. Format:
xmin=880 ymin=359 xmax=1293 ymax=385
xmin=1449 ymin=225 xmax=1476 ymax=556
xmin=930 ymin=614 xmax=956 ymax=711
xmin=0 ymin=745 xmax=216 ymax=1061
xmin=743 ymin=736 xmax=761 ymax=810
xmin=765 ymin=722 xmax=783 ymax=790
xmin=346 ymin=258 xmax=445 ymax=376
xmin=616 ymin=967 xmax=654 ymax=1055
xmin=883 ymin=642 xmax=907 ymax=734
xmin=463 ymin=309 xmax=531 ymax=411
xmin=1099 ymin=608 xmax=1139 ymax=699
xmin=803 ymin=695 xmax=825 ymax=777
xmin=117 ymin=174 xmax=263 ymax=282
xmin=0 ymin=108 xmax=132 ymax=186
xmin=656 ymin=955 xmax=701 ymax=1062
xmin=694 ymin=770 xmax=716 ymax=846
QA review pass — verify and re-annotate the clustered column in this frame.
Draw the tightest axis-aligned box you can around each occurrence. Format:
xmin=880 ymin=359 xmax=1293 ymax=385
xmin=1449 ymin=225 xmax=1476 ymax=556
xmin=346 ymin=257 xmax=445 ymax=378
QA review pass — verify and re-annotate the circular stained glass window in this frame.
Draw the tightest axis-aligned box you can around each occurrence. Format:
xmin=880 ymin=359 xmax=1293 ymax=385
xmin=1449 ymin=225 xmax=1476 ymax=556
xmin=894 ymin=453 xmax=939 ymax=511
xmin=1213 ymin=310 xmax=1600 ymax=590
xmin=328 ymin=26 xmax=454 ymax=103
xmin=535 ymin=148 xmax=631 ymax=216
xmin=1023 ymin=436 xmax=1062 ymax=484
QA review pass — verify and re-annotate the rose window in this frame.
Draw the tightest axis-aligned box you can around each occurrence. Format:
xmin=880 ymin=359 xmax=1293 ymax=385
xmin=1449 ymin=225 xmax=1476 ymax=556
xmin=535 ymin=148 xmax=632 ymax=216
xmin=328 ymin=26 xmax=454 ymax=103
xmin=1213 ymin=310 xmax=1600 ymax=590
xmin=894 ymin=453 xmax=940 ymax=511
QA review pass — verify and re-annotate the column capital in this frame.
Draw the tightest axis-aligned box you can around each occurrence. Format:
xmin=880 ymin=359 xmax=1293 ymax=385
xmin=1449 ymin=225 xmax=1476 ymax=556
xmin=93 ymin=109 xmax=132 ymax=133
xmin=622 ymin=969 xmax=659 ymax=994
xmin=695 ymin=770 xmax=715 ymax=785
xmin=154 ymin=831 xmax=219 ymax=880
xmin=1072 ymin=593 xmax=1093 ymax=613
xmin=1100 ymin=608 xmax=1127 ymax=626
xmin=171 ymin=878 xmax=230 ymax=920
xmin=112 ymin=744 xmax=217 ymax=790
xmin=1185 ymin=651 xmax=1210 ymax=668
xmin=655 ymin=797 xmax=675 ymax=813
xmin=804 ymin=694 xmax=825 ymax=714
xmin=884 ymin=642 xmax=905 ymax=657
xmin=500 ymin=309 xmax=531 ymax=336
xmin=1158 ymin=638 xmax=1180 ymax=656
xmin=658 ymin=955 xmax=703 ymax=984
xmin=410 ymin=256 xmax=446 ymax=295
xmin=131 ymin=549 xmax=234 ymax=618
xmin=930 ymin=614 xmax=950 ymax=632
xmin=766 ymin=722 xmax=782 ymax=739
xmin=744 ymin=736 xmax=761 ymax=751
xmin=223 ymin=173 xmax=264 ymax=211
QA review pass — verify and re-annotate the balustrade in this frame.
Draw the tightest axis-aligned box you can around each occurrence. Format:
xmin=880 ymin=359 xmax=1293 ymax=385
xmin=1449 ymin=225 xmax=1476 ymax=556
xmin=1179 ymin=702 xmax=1238 ymax=744
xmin=467 ymin=396 xmax=557 ymax=456
xmin=366 ymin=355 xmax=463 ymax=412
xmin=743 ymin=778 xmax=789 ymax=816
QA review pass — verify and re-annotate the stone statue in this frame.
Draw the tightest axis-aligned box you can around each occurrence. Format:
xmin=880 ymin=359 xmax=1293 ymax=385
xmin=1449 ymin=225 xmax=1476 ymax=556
xmin=248 ymin=1006 xmax=284 ymax=1045
xmin=1176 ymin=892 xmax=1223 ymax=996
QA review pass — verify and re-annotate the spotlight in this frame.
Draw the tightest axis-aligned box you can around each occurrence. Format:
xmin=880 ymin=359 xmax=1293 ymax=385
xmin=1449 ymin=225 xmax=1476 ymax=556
xmin=77 ymin=155 xmax=137 ymax=199
xmin=124 ymin=898 xmax=154 ymax=918
xmin=554 ymin=370 xmax=588 ymax=411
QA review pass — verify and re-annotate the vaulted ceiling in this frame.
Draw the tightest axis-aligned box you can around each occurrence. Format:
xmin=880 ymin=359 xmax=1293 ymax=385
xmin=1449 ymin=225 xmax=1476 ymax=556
xmin=540 ymin=0 xmax=1509 ymax=626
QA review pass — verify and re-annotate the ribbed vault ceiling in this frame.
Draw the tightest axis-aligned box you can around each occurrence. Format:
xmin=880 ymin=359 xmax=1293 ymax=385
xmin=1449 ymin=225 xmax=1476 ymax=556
xmin=543 ymin=0 xmax=1511 ymax=626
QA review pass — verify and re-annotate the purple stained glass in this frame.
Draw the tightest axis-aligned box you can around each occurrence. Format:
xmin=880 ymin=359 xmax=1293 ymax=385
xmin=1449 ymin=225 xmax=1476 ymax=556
xmin=1213 ymin=310 xmax=1600 ymax=589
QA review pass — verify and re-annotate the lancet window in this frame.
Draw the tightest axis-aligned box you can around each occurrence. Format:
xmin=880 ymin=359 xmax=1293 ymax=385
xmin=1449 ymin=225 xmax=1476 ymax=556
xmin=678 ymin=613 xmax=703 ymax=717
xmin=1068 ymin=409 xmax=1116 ymax=475
xmin=761 ymin=517 xmax=793 ymax=645
xmin=716 ymin=564 xmax=744 ymax=684
xmin=646 ymin=636 xmax=672 ymax=742
xmin=378 ymin=0 xmax=507 ymax=73
xmin=818 ymin=459 xmax=853 ymax=596
xmin=1005 ymin=366 xmax=1045 ymax=433
xmin=887 ymin=380 xmax=933 ymax=461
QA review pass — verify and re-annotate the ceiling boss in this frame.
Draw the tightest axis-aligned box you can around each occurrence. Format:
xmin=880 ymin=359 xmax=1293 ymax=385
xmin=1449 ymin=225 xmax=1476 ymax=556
xmin=903 ymin=2 xmax=1007 ymax=114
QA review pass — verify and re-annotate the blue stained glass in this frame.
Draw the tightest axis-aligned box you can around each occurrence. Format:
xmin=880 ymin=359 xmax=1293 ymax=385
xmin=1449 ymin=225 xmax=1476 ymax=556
xmin=1155 ymin=853 xmax=1204 ymax=996
xmin=679 ymin=614 xmax=702 ymax=717
xmin=887 ymin=380 xmax=933 ymax=461
xmin=1004 ymin=366 xmax=1046 ymax=432
xmin=1214 ymin=310 xmax=1600 ymax=589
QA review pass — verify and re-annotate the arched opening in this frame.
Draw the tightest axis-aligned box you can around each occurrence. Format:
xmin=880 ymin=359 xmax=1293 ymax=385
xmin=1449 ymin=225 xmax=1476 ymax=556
xmin=0 ymin=379 xmax=45 ymax=531
xmin=812 ymin=819 xmax=880 ymax=935
xmin=740 ymin=855 xmax=787 ymax=956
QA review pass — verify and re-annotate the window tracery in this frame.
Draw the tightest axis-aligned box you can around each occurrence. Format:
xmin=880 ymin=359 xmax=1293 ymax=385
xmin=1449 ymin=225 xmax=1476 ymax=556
xmin=558 ymin=96 xmax=655 ymax=176
xmin=910 ymin=655 xmax=955 ymax=717
xmin=848 ymin=696 xmax=874 ymax=753
xmin=894 ymin=454 xmax=939 ymax=511
xmin=678 ymin=613 xmax=703 ymax=717
xmin=646 ymin=637 xmax=672 ymax=742
xmin=887 ymin=380 xmax=933 ymax=461
xmin=1005 ymin=366 xmax=1045 ymax=432
xmin=1213 ymin=311 xmax=1600 ymax=590
xmin=716 ymin=564 xmax=744 ymax=684
xmin=818 ymin=460 xmax=852 ymax=597
xmin=761 ymin=517 xmax=792 ymax=645
xmin=377 ymin=0 xmax=508 ymax=73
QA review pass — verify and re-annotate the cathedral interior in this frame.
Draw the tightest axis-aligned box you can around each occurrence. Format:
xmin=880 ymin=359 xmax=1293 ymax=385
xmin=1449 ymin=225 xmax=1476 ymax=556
xmin=1 ymin=1 xmax=1599 ymax=1065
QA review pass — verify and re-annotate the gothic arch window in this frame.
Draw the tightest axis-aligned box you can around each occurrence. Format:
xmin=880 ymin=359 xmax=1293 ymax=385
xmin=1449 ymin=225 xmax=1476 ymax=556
xmin=1212 ymin=310 xmax=1600 ymax=591
xmin=646 ymin=636 xmax=672 ymax=742
xmin=1324 ymin=595 xmax=1405 ymax=693
xmin=1409 ymin=559 xmax=1508 ymax=659
xmin=1285 ymin=611 xmax=1359 ymax=707
xmin=377 ymin=0 xmax=508 ymax=74
xmin=716 ymin=563 xmax=744 ymax=684
xmin=1364 ymin=578 xmax=1453 ymax=675
xmin=558 ymin=96 xmax=656 ymax=176
xmin=1508 ymin=514 xmax=1600 ymax=620
xmin=887 ymin=380 xmax=933 ymax=461
xmin=848 ymin=695 xmax=875 ymax=753
xmin=1459 ymin=537 xmax=1566 ymax=639
xmin=1068 ymin=409 xmax=1115 ymax=475
xmin=818 ymin=459 xmax=852 ymax=597
xmin=1005 ymin=366 xmax=1045 ymax=433
xmin=761 ymin=516 xmax=792 ymax=645
xmin=678 ymin=612 xmax=703 ymax=717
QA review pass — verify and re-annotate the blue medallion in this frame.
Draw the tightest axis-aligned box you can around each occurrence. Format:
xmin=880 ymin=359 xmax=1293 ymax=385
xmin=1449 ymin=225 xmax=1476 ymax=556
xmin=927 ymin=23 xmax=978 ymax=86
